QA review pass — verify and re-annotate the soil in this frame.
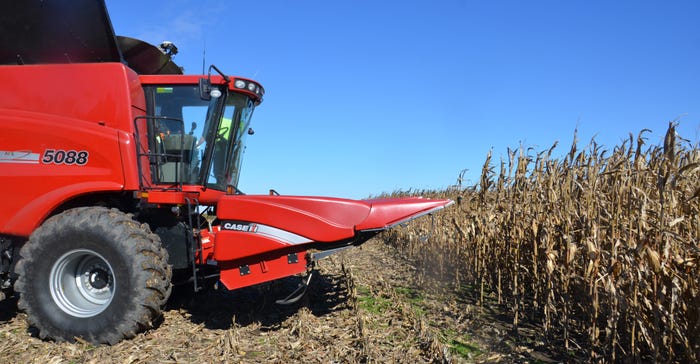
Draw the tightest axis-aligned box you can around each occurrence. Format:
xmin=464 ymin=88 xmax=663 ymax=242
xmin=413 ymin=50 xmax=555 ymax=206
xmin=0 ymin=239 xmax=563 ymax=363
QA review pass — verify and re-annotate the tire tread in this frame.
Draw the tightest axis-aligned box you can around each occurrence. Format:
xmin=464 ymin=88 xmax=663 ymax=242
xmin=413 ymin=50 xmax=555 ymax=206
xmin=14 ymin=207 xmax=173 ymax=344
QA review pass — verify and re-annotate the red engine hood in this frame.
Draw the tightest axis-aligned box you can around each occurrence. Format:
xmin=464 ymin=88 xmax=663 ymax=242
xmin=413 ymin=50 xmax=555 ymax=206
xmin=216 ymin=195 xmax=452 ymax=243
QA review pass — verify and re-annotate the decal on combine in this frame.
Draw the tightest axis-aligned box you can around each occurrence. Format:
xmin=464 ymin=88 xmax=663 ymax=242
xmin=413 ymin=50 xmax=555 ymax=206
xmin=41 ymin=149 xmax=89 ymax=166
xmin=220 ymin=222 xmax=313 ymax=245
xmin=0 ymin=150 xmax=40 ymax=164
xmin=222 ymin=222 xmax=258 ymax=233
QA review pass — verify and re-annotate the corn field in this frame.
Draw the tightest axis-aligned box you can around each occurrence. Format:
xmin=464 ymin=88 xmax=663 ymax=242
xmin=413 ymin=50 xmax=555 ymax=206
xmin=385 ymin=123 xmax=699 ymax=362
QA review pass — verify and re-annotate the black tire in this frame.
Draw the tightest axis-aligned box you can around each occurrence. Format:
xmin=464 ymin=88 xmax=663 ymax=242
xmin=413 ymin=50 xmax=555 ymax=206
xmin=13 ymin=207 xmax=172 ymax=344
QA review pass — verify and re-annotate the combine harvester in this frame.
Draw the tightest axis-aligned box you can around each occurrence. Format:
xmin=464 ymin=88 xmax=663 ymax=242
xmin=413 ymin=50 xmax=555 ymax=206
xmin=0 ymin=0 xmax=451 ymax=344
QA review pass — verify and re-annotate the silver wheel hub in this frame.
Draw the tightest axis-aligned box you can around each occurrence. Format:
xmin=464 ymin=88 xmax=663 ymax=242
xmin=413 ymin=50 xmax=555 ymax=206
xmin=50 ymin=249 xmax=115 ymax=318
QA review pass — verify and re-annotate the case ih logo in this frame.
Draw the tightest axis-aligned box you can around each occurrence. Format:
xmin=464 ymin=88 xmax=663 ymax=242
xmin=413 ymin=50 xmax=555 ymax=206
xmin=222 ymin=222 xmax=258 ymax=233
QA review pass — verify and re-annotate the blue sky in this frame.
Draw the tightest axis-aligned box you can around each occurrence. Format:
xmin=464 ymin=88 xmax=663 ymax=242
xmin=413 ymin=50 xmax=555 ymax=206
xmin=107 ymin=0 xmax=700 ymax=199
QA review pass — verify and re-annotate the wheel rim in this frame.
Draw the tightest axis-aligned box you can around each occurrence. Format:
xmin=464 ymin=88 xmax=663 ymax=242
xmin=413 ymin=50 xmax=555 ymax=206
xmin=50 ymin=249 xmax=115 ymax=318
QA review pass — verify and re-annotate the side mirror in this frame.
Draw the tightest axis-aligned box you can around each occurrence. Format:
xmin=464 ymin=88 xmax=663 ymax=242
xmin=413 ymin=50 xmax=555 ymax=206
xmin=200 ymin=65 xmax=229 ymax=100
xmin=198 ymin=78 xmax=211 ymax=101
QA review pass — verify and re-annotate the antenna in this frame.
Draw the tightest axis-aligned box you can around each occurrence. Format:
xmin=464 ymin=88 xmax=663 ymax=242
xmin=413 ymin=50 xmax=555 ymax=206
xmin=201 ymin=40 xmax=206 ymax=75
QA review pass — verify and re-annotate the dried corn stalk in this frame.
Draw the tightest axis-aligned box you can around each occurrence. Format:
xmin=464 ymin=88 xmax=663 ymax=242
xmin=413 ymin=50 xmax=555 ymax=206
xmin=384 ymin=123 xmax=699 ymax=362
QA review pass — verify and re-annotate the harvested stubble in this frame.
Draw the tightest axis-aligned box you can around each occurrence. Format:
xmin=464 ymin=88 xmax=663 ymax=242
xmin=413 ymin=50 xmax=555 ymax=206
xmin=384 ymin=122 xmax=699 ymax=362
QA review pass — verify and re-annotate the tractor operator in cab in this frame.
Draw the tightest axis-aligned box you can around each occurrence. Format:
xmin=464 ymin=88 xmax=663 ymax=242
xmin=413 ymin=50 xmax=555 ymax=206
xmin=211 ymin=116 xmax=232 ymax=184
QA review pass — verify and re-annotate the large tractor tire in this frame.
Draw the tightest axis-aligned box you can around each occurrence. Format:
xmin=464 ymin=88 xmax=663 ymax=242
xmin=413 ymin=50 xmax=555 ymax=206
xmin=14 ymin=207 xmax=172 ymax=344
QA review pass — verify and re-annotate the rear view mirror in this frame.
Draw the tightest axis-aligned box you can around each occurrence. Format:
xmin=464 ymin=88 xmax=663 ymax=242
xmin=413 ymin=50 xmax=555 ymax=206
xmin=198 ymin=78 xmax=211 ymax=101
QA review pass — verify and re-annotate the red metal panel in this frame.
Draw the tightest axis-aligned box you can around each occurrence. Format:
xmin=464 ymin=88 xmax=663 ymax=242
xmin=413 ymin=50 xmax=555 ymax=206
xmin=218 ymin=251 xmax=307 ymax=290
xmin=215 ymin=195 xmax=453 ymax=243
xmin=181 ymin=185 xmax=226 ymax=206
xmin=216 ymin=195 xmax=371 ymax=242
xmin=143 ymin=191 xmax=200 ymax=205
xmin=355 ymin=197 xmax=453 ymax=230
xmin=0 ymin=63 xmax=139 ymax=132
xmin=117 ymin=130 xmax=142 ymax=191
xmin=213 ymin=230 xmax=293 ymax=261
xmin=0 ymin=63 xmax=145 ymax=236
xmin=198 ymin=228 xmax=217 ymax=263
xmin=0 ymin=111 xmax=125 ymax=236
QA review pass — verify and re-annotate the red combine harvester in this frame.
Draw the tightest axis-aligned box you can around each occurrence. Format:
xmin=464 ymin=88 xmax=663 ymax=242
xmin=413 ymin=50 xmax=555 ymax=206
xmin=0 ymin=1 xmax=451 ymax=344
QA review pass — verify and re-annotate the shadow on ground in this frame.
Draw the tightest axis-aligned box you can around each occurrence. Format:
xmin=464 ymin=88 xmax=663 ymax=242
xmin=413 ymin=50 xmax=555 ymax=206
xmin=0 ymin=268 xmax=350 ymax=335
xmin=166 ymin=269 xmax=351 ymax=331
xmin=0 ymin=295 xmax=18 ymax=322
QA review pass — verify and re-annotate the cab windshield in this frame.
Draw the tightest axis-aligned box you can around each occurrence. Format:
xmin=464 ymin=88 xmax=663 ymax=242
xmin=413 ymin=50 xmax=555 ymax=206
xmin=145 ymin=85 xmax=255 ymax=191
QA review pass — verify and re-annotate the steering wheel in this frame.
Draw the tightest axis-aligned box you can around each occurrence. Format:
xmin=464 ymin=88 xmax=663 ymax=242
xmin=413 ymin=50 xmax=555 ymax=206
xmin=216 ymin=126 xmax=229 ymax=142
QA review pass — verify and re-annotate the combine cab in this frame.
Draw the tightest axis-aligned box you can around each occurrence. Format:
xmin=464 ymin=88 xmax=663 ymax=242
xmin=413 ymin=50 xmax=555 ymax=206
xmin=0 ymin=0 xmax=451 ymax=344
